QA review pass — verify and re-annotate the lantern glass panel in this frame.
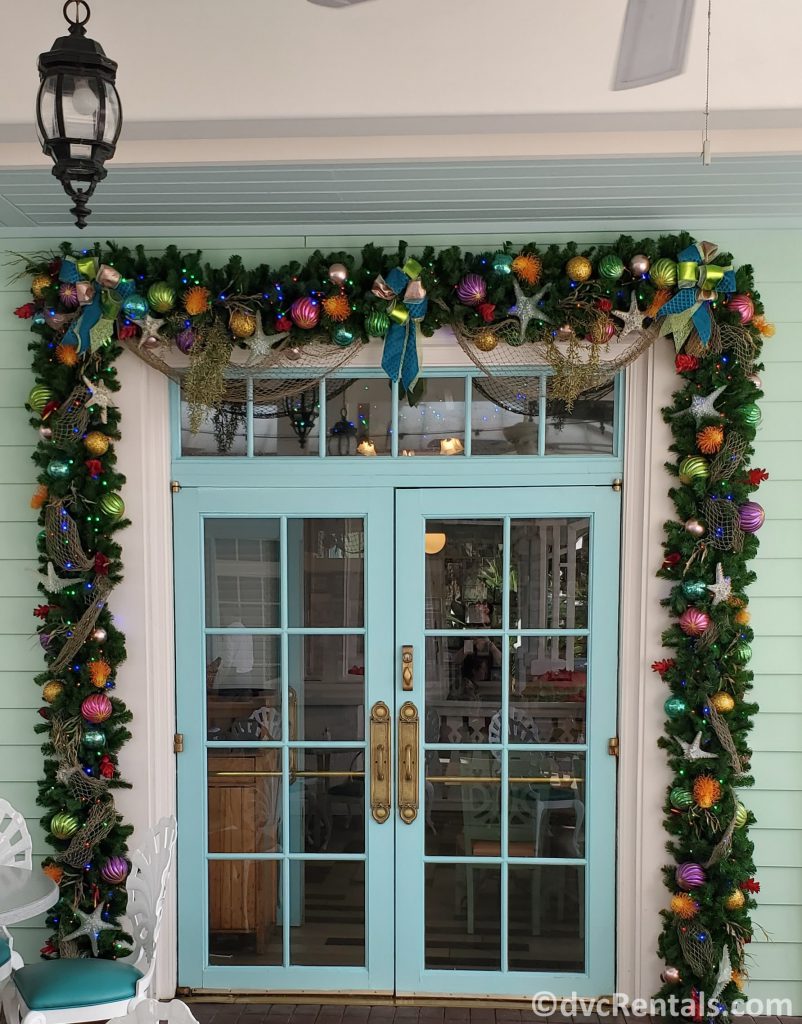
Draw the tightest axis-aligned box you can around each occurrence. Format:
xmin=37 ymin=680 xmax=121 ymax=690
xmin=101 ymin=80 xmax=121 ymax=144
xmin=37 ymin=77 xmax=59 ymax=143
xmin=59 ymin=73 xmax=103 ymax=140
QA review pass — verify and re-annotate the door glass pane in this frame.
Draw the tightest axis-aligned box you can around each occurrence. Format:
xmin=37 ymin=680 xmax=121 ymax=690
xmin=424 ymin=748 xmax=499 ymax=857
xmin=289 ymin=635 xmax=365 ymax=741
xmin=208 ymin=860 xmax=282 ymax=965
xmin=509 ymin=751 xmax=585 ymax=858
xmin=326 ymin=378 xmax=393 ymax=456
xmin=471 ymin=379 xmax=540 ymax=456
xmin=508 ymin=866 xmax=585 ymax=972
xmin=509 ymin=636 xmax=587 ymax=743
xmin=207 ymin=748 xmax=282 ymax=853
xmin=291 ymin=861 xmax=365 ymax=966
xmin=289 ymin=518 xmax=365 ymax=628
xmin=254 ymin=390 xmax=321 ymax=456
xmin=289 ymin=748 xmax=365 ymax=854
xmin=545 ymin=387 xmax=615 ymax=455
xmin=426 ymin=636 xmax=502 ymax=742
xmin=181 ymin=398 xmax=247 ymax=456
xmin=425 ymin=862 xmax=501 ymax=970
xmin=510 ymin=517 xmax=589 ymax=630
xmin=425 ymin=519 xmax=503 ymax=629
xmin=398 ymin=377 xmax=466 ymax=456
xmin=206 ymin=635 xmax=281 ymax=742
xmin=205 ymin=519 xmax=280 ymax=628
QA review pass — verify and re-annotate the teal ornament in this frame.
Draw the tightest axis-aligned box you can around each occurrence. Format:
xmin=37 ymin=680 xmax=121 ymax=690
xmin=732 ymin=642 xmax=752 ymax=664
xmin=740 ymin=402 xmax=762 ymax=427
xmin=32 ymin=311 xmax=46 ymax=326
xmin=331 ymin=325 xmax=356 ymax=348
xmin=664 ymin=696 xmax=688 ymax=718
xmin=598 ymin=253 xmax=625 ymax=281
xmin=491 ymin=252 xmax=513 ymax=276
xmin=46 ymin=459 xmax=71 ymax=480
xmin=682 ymin=580 xmax=707 ymax=599
xmin=82 ymin=728 xmax=106 ymax=750
xmin=121 ymin=295 xmax=148 ymax=321
xmin=670 ymin=787 xmax=694 ymax=810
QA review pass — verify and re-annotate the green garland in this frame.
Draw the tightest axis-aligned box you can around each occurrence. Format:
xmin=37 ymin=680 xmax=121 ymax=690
xmin=17 ymin=236 xmax=770 ymax=1010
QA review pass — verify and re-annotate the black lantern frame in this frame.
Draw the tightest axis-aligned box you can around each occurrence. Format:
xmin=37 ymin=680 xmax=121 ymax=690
xmin=36 ymin=1 xmax=122 ymax=228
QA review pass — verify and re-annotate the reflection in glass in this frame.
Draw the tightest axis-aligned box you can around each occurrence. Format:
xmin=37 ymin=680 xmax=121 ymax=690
xmin=509 ymin=751 xmax=585 ymax=858
xmin=181 ymin=397 xmax=247 ymax=457
xmin=289 ymin=635 xmax=365 ymax=742
xmin=424 ymin=519 xmax=504 ymax=629
xmin=425 ymin=637 xmax=502 ymax=744
xmin=205 ymin=519 xmax=280 ymax=628
xmin=398 ymin=378 xmax=466 ymax=455
xmin=289 ymin=748 xmax=365 ymax=854
xmin=545 ymin=387 xmax=615 ymax=455
xmin=288 ymin=518 xmax=365 ymax=628
xmin=425 ymin=862 xmax=500 ymax=969
xmin=326 ymin=379 xmax=393 ymax=456
xmin=509 ymin=636 xmax=587 ymax=745
xmin=207 ymin=748 xmax=282 ymax=854
xmin=205 ymin=635 xmax=281 ymax=742
xmin=209 ymin=860 xmax=282 ymax=965
xmin=508 ymin=866 xmax=585 ymax=972
xmin=510 ymin=518 xmax=589 ymax=631
xmin=425 ymin=749 xmax=500 ymax=857
xmin=253 ymin=391 xmax=321 ymax=457
xmin=291 ymin=861 xmax=365 ymax=966
xmin=471 ymin=380 xmax=539 ymax=456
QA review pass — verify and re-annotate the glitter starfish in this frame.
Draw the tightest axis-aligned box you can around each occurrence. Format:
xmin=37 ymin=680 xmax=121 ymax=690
xmin=707 ymin=562 xmax=732 ymax=606
xmin=675 ymin=731 xmax=717 ymax=761
xmin=245 ymin=322 xmax=286 ymax=365
xmin=610 ymin=291 xmax=647 ymax=340
xmin=674 ymin=385 xmax=726 ymax=426
xmin=508 ymin=281 xmax=552 ymax=343
xmin=61 ymin=903 xmax=117 ymax=956
xmin=43 ymin=561 xmax=79 ymax=594
xmin=134 ymin=314 xmax=165 ymax=348
xmin=82 ymin=376 xmax=117 ymax=425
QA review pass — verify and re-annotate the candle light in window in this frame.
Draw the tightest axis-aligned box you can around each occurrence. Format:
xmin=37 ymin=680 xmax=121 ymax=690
xmin=401 ymin=449 xmax=416 ymax=456
xmin=424 ymin=532 xmax=447 ymax=556
xmin=357 ymin=440 xmax=376 ymax=456
xmin=439 ymin=437 xmax=464 ymax=455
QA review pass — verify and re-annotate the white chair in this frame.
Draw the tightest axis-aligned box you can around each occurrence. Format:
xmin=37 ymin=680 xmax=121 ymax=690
xmin=108 ymin=998 xmax=199 ymax=1024
xmin=5 ymin=817 xmax=176 ymax=1024
xmin=0 ymin=800 xmax=33 ymax=987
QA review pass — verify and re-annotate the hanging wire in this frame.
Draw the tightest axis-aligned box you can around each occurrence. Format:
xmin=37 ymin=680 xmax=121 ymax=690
xmin=702 ymin=0 xmax=712 ymax=165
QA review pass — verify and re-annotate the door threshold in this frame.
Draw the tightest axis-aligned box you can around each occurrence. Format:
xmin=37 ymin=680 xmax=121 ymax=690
xmin=181 ymin=991 xmax=536 ymax=1009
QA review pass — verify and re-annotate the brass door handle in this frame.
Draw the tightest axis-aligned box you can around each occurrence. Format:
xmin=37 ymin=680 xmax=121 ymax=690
xmin=401 ymin=645 xmax=414 ymax=691
xmin=370 ymin=702 xmax=391 ymax=823
xmin=397 ymin=701 xmax=419 ymax=824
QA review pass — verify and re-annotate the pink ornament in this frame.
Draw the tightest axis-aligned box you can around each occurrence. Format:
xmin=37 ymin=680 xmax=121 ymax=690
xmin=81 ymin=693 xmax=113 ymax=724
xmin=176 ymin=328 xmax=195 ymax=354
xmin=456 ymin=273 xmax=487 ymax=307
xmin=100 ymin=856 xmax=129 ymax=885
xmin=728 ymin=294 xmax=755 ymax=324
xmin=678 ymin=608 xmax=710 ymax=637
xmin=738 ymin=501 xmax=765 ymax=533
xmin=290 ymin=297 xmax=320 ymax=330
xmin=59 ymin=284 xmax=79 ymax=309
xmin=675 ymin=862 xmax=706 ymax=890
xmin=44 ymin=309 xmax=71 ymax=331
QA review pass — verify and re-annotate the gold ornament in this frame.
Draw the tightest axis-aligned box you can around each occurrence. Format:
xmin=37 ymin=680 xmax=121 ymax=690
xmin=42 ymin=680 xmax=64 ymax=702
xmin=55 ymin=344 xmax=80 ymax=368
xmin=84 ymin=431 xmax=110 ymax=456
xmin=710 ymin=691 xmax=735 ymax=713
xmin=31 ymin=273 xmax=53 ymax=299
xmin=512 ymin=252 xmax=542 ymax=285
xmin=474 ymin=329 xmax=498 ymax=353
xmin=725 ymin=889 xmax=746 ymax=911
xmin=696 ymin=425 xmax=724 ymax=454
xmin=183 ymin=286 xmax=210 ymax=316
xmin=229 ymin=309 xmax=256 ymax=339
xmin=565 ymin=255 xmax=593 ymax=283
xmin=734 ymin=608 xmax=751 ymax=626
xmin=670 ymin=893 xmax=698 ymax=919
xmin=692 ymin=774 xmax=722 ymax=809
xmin=322 ymin=294 xmax=351 ymax=323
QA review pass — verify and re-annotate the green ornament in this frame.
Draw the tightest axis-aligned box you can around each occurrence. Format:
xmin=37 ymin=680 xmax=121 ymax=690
xmin=82 ymin=728 xmax=106 ymax=750
xmin=365 ymin=310 xmax=390 ymax=338
xmin=598 ymin=253 xmax=625 ymax=281
xmin=732 ymin=641 xmax=752 ymax=664
xmin=50 ymin=811 xmax=80 ymax=839
xmin=664 ymin=696 xmax=688 ymax=718
xmin=147 ymin=281 xmax=176 ymax=314
xmin=670 ymin=787 xmax=694 ymax=810
xmin=678 ymin=456 xmax=709 ymax=485
xmin=682 ymin=580 xmax=707 ymax=598
xmin=331 ymin=325 xmax=356 ymax=348
xmin=734 ymin=802 xmax=748 ymax=828
xmin=740 ymin=402 xmax=762 ymax=427
xmin=491 ymin=252 xmax=513 ymax=275
xmin=650 ymin=258 xmax=678 ymax=289
xmin=28 ymin=385 xmax=54 ymax=413
xmin=46 ymin=459 xmax=71 ymax=480
xmin=99 ymin=493 xmax=125 ymax=521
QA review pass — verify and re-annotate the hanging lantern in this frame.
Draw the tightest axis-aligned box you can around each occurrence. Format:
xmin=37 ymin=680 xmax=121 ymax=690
xmin=283 ymin=389 xmax=319 ymax=450
xmin=36 ymin=2 xmax=122 ymax=228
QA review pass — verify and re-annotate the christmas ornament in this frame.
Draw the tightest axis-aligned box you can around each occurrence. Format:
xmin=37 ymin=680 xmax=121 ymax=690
xmin=332 ymin=325 xmax=356 ymax=348
xmin=121 ymin=295 xmax=149 ymax=321
xmin=678 ymin=456 xmax=709 ymax=485
xmin=670 ymin=893 xmax=698 ymax=919
xmin=135 ymin=315 xmax=165 ymax=348
xmin=61 ymin=904 xmax=117 ymax=957
xmin=42 ymin=681 xmax=64 ymax=702
xmin=725 ymin=889 xmax=746 ymax=911
xmin=710 ymin=692 xmax=735 ymax=713
xmin=183 ymin=286 xmax=210 ymax=315
xmin=670 ymin=788 xmax=694 ymax=810
xmin=92 ymin=627 xmax=108 ymax=642
xmin=696 ymin=425 xmax=724 ymax=454
xmin=682 ymin=579 xmax=707 ymax=598
xmin=147 ymin=282 xmax=176 ymax=313
xmin=322 ymin=293 xmax=351 ymax=323
xmin=45 ymin=309 xmax=73 ymax=332
xmin=456 ymin=273 xmax=487 ymax=306
xmin=752 ymin=314 xmax=775 ymax=337
xmin=59 ymin=283 xmax=79 ymax=308
xmin=732 ymin=641 xmax=752 ymax=664
xmin=684 ymin=519 xmax=706 ymax=539
xmin=727 ymin=293 xmax=754 ymax=324
xmin=597 ymin=253 xmax=625 ymax=281
xmin=365 ymin=310 xmax=390 ymax=337
xmin=692 ymin=774 xmax=721 ymax=808
xmin=81 ymin=693 xmax=113 ymax=724
xmin=176 ymin=328 xmax=195 ymax=354
xmin=734 ymin=608 xmax=751 ymax=626
xmin=675 ymin=385 xmax=726 ymax=426
xmin=46 ymin=459 xmax=71 ymax=481
xmin=100 ymin=493 xmax=125 ymax=521
xmin=42 ymin=864 xmax=63 ymax=884
xmin=229 ymin=309 xmax=256 ymax=339
xmin=44 ymin=562 xmax=75 ymax=594
xmin=291 ymin=297 xmax=321 ymax=330
xmin=740 ymin=402 xmax=762 ymax=427
xmin=475 ymin=330 xmax=498 ymax=353
xmin=674 ymin=352 xmax=700 ymax=373
xmin=82 ymin=375 xmax=117 ymax=425
xmin=741 ymin=878 xmax=760 ymax=894
xmin=628 ymin=254 xmax=651 ymax=276
xmin=82 ymin=728 xmax=106 ymax=749
xmin=31 ymin=273 xmax=53 ymax=299
xmin=509 ymin=282 xmax=552 ymax=343
xmin=652 ymin=659 xmax=675 ymax=674
xmin=39 ymin=426 xmax=53 ymax=441
xmin=511 ymin=252 xmax=541 ymax=284
xmin=738 ymin=501 xmax=765 ymax=533
xmin=661 ymin=966 xmax=681 ymax=985
xmin=285 ymin=345 xmax=302 ymax=361
xmin=746 ymin=372 xmax=762 ymax=389
xmin=707 ymin=563 xmax=733 ymax=605
xmin=84 ymin=431 xmax=109 ymax=456
xmin=55 ymin=344 xmax=80 ymax=367
xmin=676 ymin=732 xmax=717 ymax=761
xmin=14 ymin=303 xmax=36 ymax=319
xmin=39 ymin=632 xmax=52 ymax=650
xmin=491 ymin=252 xmax=513 ymax=276
xmin=679 ymin=608 xmax=710 ymax=636
xmin=734 ymin=802 xmax=748 ymax=828
xmin=50 ymin=812 xmax=80 ymax=839
xmin=101 ymin=856 xmax=129 ymax=885
xmin=28 ymin=385 xmax=54 ymax=414
xmin=327 ymin=263 xmax=349 ymax=286
xmin=565 ymin=255 xmax=592 ymax=282
xmin=610 ymin=292 xmax=647 ymax=340
xmin=90 ymin=660 xmax=112 ymax=688
xmin=748 ymin=467 xmax=769 ymax=485
xmin=664 ymin=696 xmax=688 ymax=718
xmin=275 ymin=315 xmax=292 ymax=333
xmin=650 ymin=258 xmax=678 ymax=288
xmin=99 ymin=754 xmax=115 ymax=779
xmin=676 ymin=862 xmax=706 ymax=890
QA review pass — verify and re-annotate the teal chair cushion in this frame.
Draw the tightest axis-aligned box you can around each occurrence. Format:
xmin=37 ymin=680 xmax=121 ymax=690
xmin=14 ymin=959 xmax=143 ymax=1011
xmin=0 ymin=937 xmax=10 ymax=967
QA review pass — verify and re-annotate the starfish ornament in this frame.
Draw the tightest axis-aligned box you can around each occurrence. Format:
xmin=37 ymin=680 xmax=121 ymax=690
xmin=82 ymin=376 xmax=117 ymax=425
xmin=134 ymin=315 xmax=165 ymax=349
xmin=610 ymin=291 xmax=647 ymax=340
xmin=710 ymin=945 xmax=733 ymax=1003
xmin=675 ymin=731 xmax=717 ymax=761
xmin=674 ymin=385 xmax=726 ymax=426
xmin=508 ymin=281 xmax=552 ymax=344
xmin=43 ymin=561 xmax=78 ymax=594
xmin=61 ymin=903 xmax=117 ymax=956
xmin=245 ymin=322 xmax=285 ymax=365
xmin=707 ymin=562 xmax=732 ymax=606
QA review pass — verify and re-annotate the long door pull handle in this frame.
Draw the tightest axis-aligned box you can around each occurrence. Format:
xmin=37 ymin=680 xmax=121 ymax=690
xmin=370 ymin=702 xmax=391 ymax=823
xmin=397 ymin=701 xmax=419 ymax=824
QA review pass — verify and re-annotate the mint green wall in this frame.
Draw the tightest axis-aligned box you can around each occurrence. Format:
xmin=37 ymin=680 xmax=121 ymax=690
xmin=0 ymin=228 xmax=798 ymax=1003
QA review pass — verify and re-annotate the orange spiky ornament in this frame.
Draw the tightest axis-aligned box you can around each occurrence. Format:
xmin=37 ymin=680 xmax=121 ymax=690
xmin=692 ymin=774 xmax=721 ymax=809
xmin=183 ymin=286 xmax=210 ymax=316
xmin=646 ymin=289 xmax=671 ymax=318
xmin=43 ymin=863 xmax=63 ymax=884
xmin=696 ymin=425 xmax=724 ymax=454
xmin=670 ymin=893 xmax=698 ymax=919
xmin=31 ymin=484 xmax=48 ymax=509
xmin=751 ymin=314 xmax=775 ymax=338
xmin=322 ymin=294 xmax=351 ymax=323
xmin=55 ymin=344 xmax=80 ymax=368
xmin=512 ymin=253 xmax=542 ymax=285
xmin=89 ymin=659 xmax=112 ymax=689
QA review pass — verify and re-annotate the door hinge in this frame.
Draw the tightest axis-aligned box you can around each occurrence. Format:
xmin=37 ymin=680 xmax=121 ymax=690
xmin=173 ymin=733 xmax=184 ymax=754
xmin=608 ymin=736 xmax=620 ymax=757
xmin=170 ymin=480 xmax=182 ymax=494
xmin=612 ymin=478 xmax=622 ymax=492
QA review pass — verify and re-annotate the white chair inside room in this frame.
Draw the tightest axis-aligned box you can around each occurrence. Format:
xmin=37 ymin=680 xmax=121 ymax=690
xmin=4 ymin=817 xmax=176 ymax=1024
xmin=0 ymin=799 xmax=33 ymax=988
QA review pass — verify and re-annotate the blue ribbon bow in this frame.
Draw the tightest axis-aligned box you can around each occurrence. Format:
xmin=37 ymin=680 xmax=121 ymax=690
xmin=379 ymin=264 xmax=428 ymax=392
xmin=657 ymin=241 xmax=736 ymax=349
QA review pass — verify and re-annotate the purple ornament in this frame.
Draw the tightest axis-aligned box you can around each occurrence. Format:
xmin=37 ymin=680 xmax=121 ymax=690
xmin=100 ymin=856 xmax=129 ymax=885
xmin=675 ymin=862 xmax=705 ymax=890
xmin=59 ymin=283 xmax=79 ymax=309
xmin=176 ymin=327 xmax=196 ymax=354
xmin=738 ymin=501 xmax=765 ymax=534
xmin=39 ymin=633 xmax=52 ymax=650
xmin=456 ymin=273 xmax=487 ymax=307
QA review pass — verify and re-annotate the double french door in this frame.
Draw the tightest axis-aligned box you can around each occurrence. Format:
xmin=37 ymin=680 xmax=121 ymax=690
xmin=174 ymin=484 xmax=619 ymax=998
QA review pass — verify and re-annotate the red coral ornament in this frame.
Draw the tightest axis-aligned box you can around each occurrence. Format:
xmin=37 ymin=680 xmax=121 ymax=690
xmin=662 ymin=552 xmax=682 ymax=570
xmin=476 ymin=302 xmax=496 ymax=323
xmin=85 ymin=458 xmax=103 ymax=478
xmin=15 ymin=303 xmax=36 ymax=319
xmin=651 ymin=659 xmax=675 ymax=674
xmin=740 ymin=878 xmax=760 ymax=893
xmin=94 ymin=552 xmax=111 ymax=576
xmin=117 ymin=322 xmax=139 ymax=341
xmin=675 ymin=354 xmax=700 ymax=373
xmin=747 ymin=468 xmax=769 ymax=486
xmin=34 ymin=604 xmax=51 ymax=619
xmin=99 ymin=755 xmax=115 ymax=779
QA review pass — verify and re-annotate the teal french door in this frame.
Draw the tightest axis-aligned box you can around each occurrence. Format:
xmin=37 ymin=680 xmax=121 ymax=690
xmin=174 ymin=483 xmax=619 ymax=997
